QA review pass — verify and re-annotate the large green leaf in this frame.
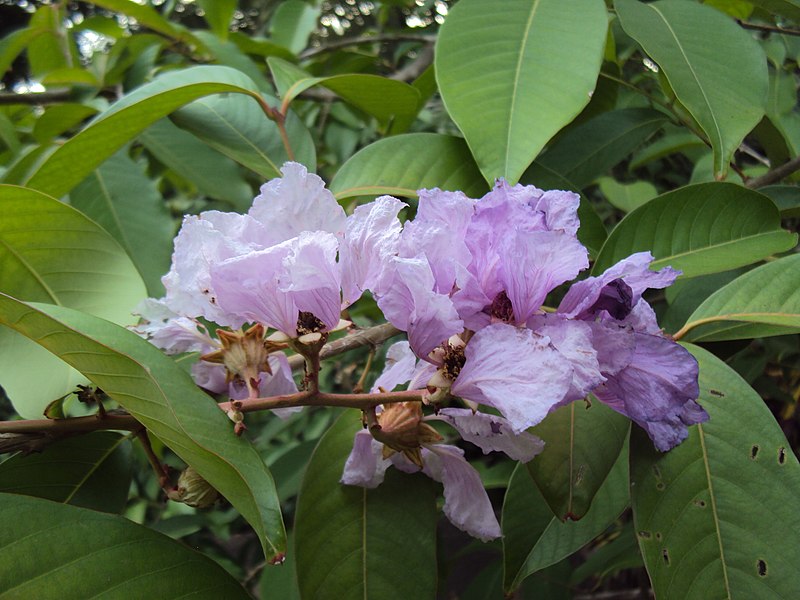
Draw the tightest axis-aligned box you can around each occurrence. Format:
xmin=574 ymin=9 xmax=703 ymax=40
xmin=678 ymin=253 xmax=800 ymax=342
xmin=24 ymin=66 xmax=267 ymax=199
xmin=171 ymin=92 xmax=316 ymax=179
xmin=295 ymin=412 xmax=438 ymax=599
xmin=502 ymin=448 xmax=630 ymax=593
xmin=746 ymin=0 xmax=800 ymax=21
xmin=527 ymin=400 xmax=629 ymax=521
xmin=70 ymin=149 xmax=174 ymax=296
xmin=0 ymin=493 xmax=250 ymax=598
xmin=0 ymin=296 xmax=286 ymax=561
xmin=615 ymin=0 xmax=768 ymax=179
xmin=329 ymin=133 xmax=488 ymax=200
xmin=435 ymin=0 xmax=608 ymax=184
xmin=631 ymin=345 xmax=800 ymax=599
xmin=593 ymin=183 xmax=797 ymax=278
xmin=536 ymin=108 xmax=668 ymax=189
xmin=0 ymin=432 xmax=131 ymax=513
xmin=32 ymin=103 xmax=100 ymax=144
xmin=0 ymin=185 xmax=146 ymax=417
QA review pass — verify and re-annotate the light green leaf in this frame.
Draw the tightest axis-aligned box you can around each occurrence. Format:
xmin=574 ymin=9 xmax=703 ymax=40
xmin=70 ymin=149 xmax=175 ymax=295
xmin=197 ymin=0 xmax=237 ymax=39
xmin=597 ymin=176 xmax=657 ymax=212
xmin=0 ymin=185 xmax=146 ymax=417
xmin=593 ymin=182 xmax=797 ymax=278
xmin=0 ymin=296 xmax=287 ymax=562
xmin=89 ymin=0 xmax=194 ymax=42
xmin=527 ymin=400 xmax=629 ymax=521
xmin=193 ymin=30 xmax=271 ymax=91
xmin=329 ymin=133 xmax=488 ymax=200
xmin=24 ymin=65 xmax=267 ymax=199
xmin=0 ymin=27 xmax=47 ymax=81
xmin=615 ymin=0 xmax=768 ymax=179
xmin=503 ymin=447 xmax=629 ymax=593
xmin=678 ymin=253 xmax=800 ymax=342
xmin=27 ymin=5 xmax=74 ymax=79
xmin=746 ymin=0 xmax=800 ymax=21
xmin=139 ymin=118 xmax=253 ymax=209
xmin=435 ymin=0 xmax=608 ymax=184
xmin=295 ymin=413 xmax=437 ymax=600
xmin=536 ymin=108 xmax=668 ymax=189
xmin=0 ymin=493 xmax=250 ymax=598
xmin=270 ymin=0 xmax=321 ymax=54
xmin=0 ymin=432 xmax=131 ymax=513
xmin=32 ymin=103 xmax=99 ymax=144
xmin=631 ymin=344 xmax=800 ymax=599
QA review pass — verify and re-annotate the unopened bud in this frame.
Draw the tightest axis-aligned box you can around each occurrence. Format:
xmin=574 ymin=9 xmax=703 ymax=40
xmin=167 ymin=467 xmax=219 ymax=508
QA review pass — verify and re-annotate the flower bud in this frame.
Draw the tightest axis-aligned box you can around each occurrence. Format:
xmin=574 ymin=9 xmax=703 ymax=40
xmin=167 ymin=467 xmax=219 ymax=508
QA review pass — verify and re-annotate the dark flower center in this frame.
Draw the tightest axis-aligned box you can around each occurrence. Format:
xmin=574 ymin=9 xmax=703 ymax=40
xmin=489 ymin=291 xmax=514 ymax=322
xmin=297 ymin=311 xmax=325 ymax=335
xmin=442 ymin=344 xmax=466 ymax=380
xmin=588 ymin=278 xmax=633 ymax=320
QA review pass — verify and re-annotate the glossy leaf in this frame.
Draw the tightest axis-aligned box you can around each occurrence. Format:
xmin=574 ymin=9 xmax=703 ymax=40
xmin=0 ymin=185 xmax=146 ymax=417
xmin=527 ymin=400 xmax=629 ymax=521
xmin=0 ymin=432 xmax=131 ymax=513
xmin=295 ymin=412 xmax=437 ymax=600
xmin=172 ymin=92 xmax=316 ymax=179
xmin=0 ymin=493 xmax=250 ymax=598
xmin=329 ymin=133 xmax=488 ymax=200
xmin=503 ymin=448 xmax=630 ymax=593
xmin=631 ymin=345 xmax=800 ymax=599
xmin=269 ymin=0 xmax=320 ymax=54
xmin=435 ymin=0 xmax=608 ymax=184
xmin=678 ymin=253 xmax=800 ymax=342
xmin=593 ymin=182 xmax=797 ymax=278
xmin=615 ymin=0 xmax=768 ymax=178
xmin=24 ymin=66 xmax=266 ymax=199
xmin=0 ymin=296 xmax=286 ymax=562
xmin=536 ymin=108 xmax=668 ymax=189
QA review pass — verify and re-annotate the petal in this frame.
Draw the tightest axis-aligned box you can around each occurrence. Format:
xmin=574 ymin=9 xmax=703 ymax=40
xmin=340 ymin=195 xmax=406 ymax=306
xmin=430 ymin=408 xmax=544 ymax=461
xmin=451 ymin=323 xmax=572 ymax=433
xmin=371 ymin=341 xmax=418 ymax=393
xmin=249 ymin=162 xmax=346 ymax=244
xmin=593 ymin=333 xmax=705 ymax=451
xmin=423 ymin=445 xmax=501 ymax=541
xmin=132 ymin=298 xmax=216 ymax=355
xmin=191 ymin=361 xmax=228 ymax=394
xmin=341 ymin=429 xmax=390 ymax=488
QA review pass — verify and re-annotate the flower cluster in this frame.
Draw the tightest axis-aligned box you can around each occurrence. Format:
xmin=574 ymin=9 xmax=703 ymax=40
xmin=134 ymin=162 xmax=706 ymax=541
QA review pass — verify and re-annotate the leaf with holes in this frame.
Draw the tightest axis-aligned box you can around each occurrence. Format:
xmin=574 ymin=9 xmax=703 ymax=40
xmin=592 ymin=182 xmax=797 ymax=278
xmin=0 ymin=295 xmax=286 ymax=562
xmin=0 ymin=432 xmax=131 ymax=513
xmin=527 ymin=400 xmax=629 ymax=521
xmin=294 ymin=412 xmax=437 ymax=600
xmin=615 ymin=0 xmax=767 ymax=179
xmin=435 ymin=0 xmax=608 ymax=184
xmin=631 ymin=344 xmax=800 ymax=599
xmin=0 ymin=493 xmax=250 ymax=598
xmin=503 ymin=446 xmax=630 ymax=593
xmin=678 ymin=253 xmax=800 ymax=342
xmin=0 ymin=185 xmax=146 ymax=417
xmin=329 ymin=133 xmax=488 ymax=200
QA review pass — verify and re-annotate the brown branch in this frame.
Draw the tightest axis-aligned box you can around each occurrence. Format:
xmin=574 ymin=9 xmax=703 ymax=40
xmin=745 ymin=154 xmax=800 ymax=189
xmin=0 ymin=90 xmax=73 ymax=105
xmin=736 ymin=19 xmax=800 ymax=37
xmin=288 ymin=322 xmax=401 ymax=370
xmin=299 ymin=33 xmax=435 ymax=60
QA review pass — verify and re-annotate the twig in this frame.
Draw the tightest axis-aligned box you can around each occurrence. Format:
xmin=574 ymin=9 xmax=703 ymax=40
xmin=0 ymin=90 xmax=72 ymax=105
xmin=745 ymin=154 xmax=800 ymax=188
xmin=299 ymin=33 xmax=435 ymax=60
xmin=136 ymin=428 xmax=170 ymax=490
xmin=736 ymin=19 xmax=800 ymax=37
xmin=288 ymin=322 xmax=401 ymax=370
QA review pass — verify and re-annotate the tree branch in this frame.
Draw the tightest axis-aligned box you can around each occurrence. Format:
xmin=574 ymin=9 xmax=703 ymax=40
xmin=736 ymin=19 xmax=800 ymax=37
xmin=745 ymin=154 xmax=800 ymax=189
xmin=288 ymin=322 xmax=401 ymax=370
xmin=299 ymin=33 xmax=435 ymax=60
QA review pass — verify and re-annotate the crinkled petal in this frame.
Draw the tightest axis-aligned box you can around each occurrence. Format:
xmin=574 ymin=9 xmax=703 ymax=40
xmin=592 ymin=333 xmax=705 ymax=451
xmin=376 ymin=257 xmax=462 ymax=360
xmin=371 ymin=341 xmax=418 ymax=393
xmin=132 ymin=298 xmax=216 ymax=355
xmin=451 ymin=323 xmax=572 ymax=433
xmin=423 ymin=445 xmax=501 ymax=541
xmin=585 ymin=321 xmax=637 ymax=376
xmin=340 ymin=196 xmax=406 ymax=306
xmin=409 ymin=360 xmax=438 ymax=390
xmin=249 ymin=162 xmax=346 ymax=244
xmin=341 ymin=430 xmax=390 ymax=488
xmin=430 ymin=408 xmax=544 ymax=461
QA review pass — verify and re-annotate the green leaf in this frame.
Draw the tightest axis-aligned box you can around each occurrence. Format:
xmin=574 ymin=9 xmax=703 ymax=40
xmin=0 ymin=27 xmax=46 ymax=81
xmin=0 ymin=432 xmax=131 ymax=513
xmin=631 ymin=344 xmax=800 ymax=599
xmin=295 ymin=413 xmax=438 ymax=599
xmin=678 ymin=253 xmax=800 ymax=342
xmin=760 ymin=185 xmax=800 ymax=218
xmin=0 ymin=493 xmax=250 ymax=598
xmin=0 ymin=296 xmax=287 ymax=562
xmin=70 ymin=149 xmax=175 ymax=296
xmin=629 ymin=126 xmax=706 ymax=170
xmin=746 ymin=0 xmax=800 ymax=21
xmin=197 ymin=0 xmax=237 ymax=39
xmin=502 ymin=448 xmax=630 ymax=593
xmin=27 ymin=5 xmax=73 ymax=79
xmin=172 ymin=92 xmax=316 ymax=179
xmin=139 ymin=118 xmax=253 ymax=209
xmin=89 ymin=0 xmax=193 ymax=42
xmin=24 ymin=65 xmax=266 ymax=199
xmin=269 ymin=0 xmax=321 ymax=54
xmin=527 ymin=400 xmax=629 ymax=521
xmin=435 ymin=0 xmax=608 ymax=184
xmin=536 ymin=108 xmax=668 ymax=189
xmin=593 ymin=182 xmax=797 ymax=278
xmin=615 ymin=0 xmax=768 ymax=179
xmin=597 ymin=176 xmax=657 ymax=213
xmin=0 ymin=185 xmax=146 ymax=417
xmin=32 ymin=103 xmax=100 ymax=144
xmin=329 ymin=133 xmax=488 ymax=200
xmin=193 ymin=31 xmax=272 ymax=91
